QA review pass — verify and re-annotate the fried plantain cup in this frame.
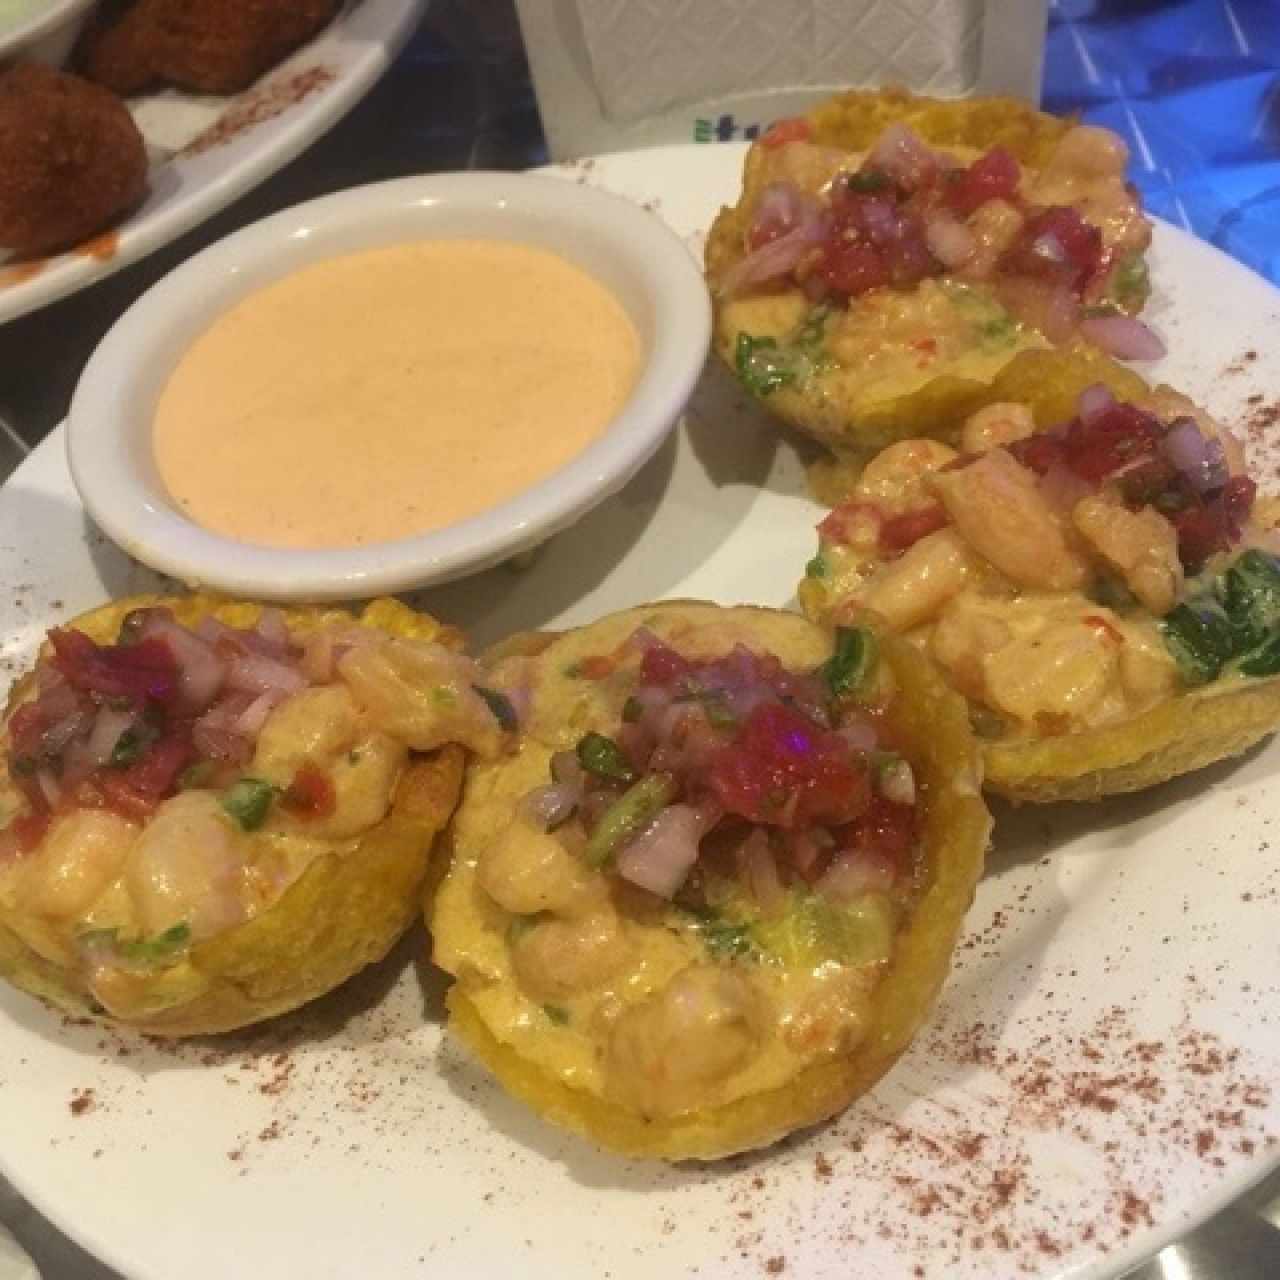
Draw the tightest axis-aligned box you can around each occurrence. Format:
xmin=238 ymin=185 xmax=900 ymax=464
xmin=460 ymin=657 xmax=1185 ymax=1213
xmin=706 ymin=88 xmax=1154 ymax=456
xmin=800 ymin=368 xmax=1280 ymax=804
xmin=0 ymin=594 xmax=510 ymax=1036
xmin=430 ymin=602 xmax=990 ymax=1159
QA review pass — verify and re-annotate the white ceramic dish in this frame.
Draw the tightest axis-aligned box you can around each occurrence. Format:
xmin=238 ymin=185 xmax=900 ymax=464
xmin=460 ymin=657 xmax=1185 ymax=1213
xmin=1 ymin=144 xmax=1279 ymax=1280
xmin=0 ymin=0 xmax=424 ymax=323
xmin=0 ymin=0 xmax=93 ymax=65
xmin=68 ymin=170 xmax=712 ymax=601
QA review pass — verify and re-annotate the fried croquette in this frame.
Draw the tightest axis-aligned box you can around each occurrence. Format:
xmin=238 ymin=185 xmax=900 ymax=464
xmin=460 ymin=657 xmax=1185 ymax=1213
xmin=0 ymin=65 xmax=148 ymax=259
xmin=81 ymin=0 xmax=342 ymax=97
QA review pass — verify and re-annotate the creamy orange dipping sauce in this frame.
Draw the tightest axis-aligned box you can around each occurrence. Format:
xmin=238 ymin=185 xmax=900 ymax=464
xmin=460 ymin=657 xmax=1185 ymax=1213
xmin=152 ymin=240 xmax=642 ymax=548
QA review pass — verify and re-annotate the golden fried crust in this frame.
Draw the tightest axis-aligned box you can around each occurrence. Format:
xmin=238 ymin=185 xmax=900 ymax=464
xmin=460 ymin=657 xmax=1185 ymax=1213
xmin=81 ymin=0 xmax=340 ymax=96
xmin=0 ymin=594 xmax=465 ymax=1036
xmin=433 ymin=602 xmax=991 ymax=1159
xmin=705 ymin=90 xmax=1124 ymax=454
xmin=0 ymin=65 xmax=147 ymax=258
xmin=984 ymin=674 xmax=1280 ymax=804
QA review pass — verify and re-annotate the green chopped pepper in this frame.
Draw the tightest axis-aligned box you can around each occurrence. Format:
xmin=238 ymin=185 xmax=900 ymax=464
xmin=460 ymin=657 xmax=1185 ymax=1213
xmin=576 ymin=731 xmax=636 ymax=783
xmin=79 ymin=922 xmax=192 ymax=968
xmin=220 ymin=777 xmax=276 ymax=831
xmin=734 ymin=333 xmax=796 ymax=397
xmin=821 ymin=626 xmax=878 ymax=700
xmin=1219 ymin=550 xmax=1280 ymax=651
xmin=583 ymin=772 xmax=677 ymax=868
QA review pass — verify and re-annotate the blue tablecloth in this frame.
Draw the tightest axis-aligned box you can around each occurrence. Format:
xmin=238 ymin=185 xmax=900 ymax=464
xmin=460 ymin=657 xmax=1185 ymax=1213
xmin=1044 ymin=0 xmax=1280 ymax=284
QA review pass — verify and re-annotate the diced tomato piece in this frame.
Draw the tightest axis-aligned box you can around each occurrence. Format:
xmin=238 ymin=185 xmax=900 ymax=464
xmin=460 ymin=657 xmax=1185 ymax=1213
xmin=817 ymin=500 xmax=881 ymax=548
xmin=1003 ymin=206 xmax=1103 ymax=294
xmin=640 ymin=643 xmax=693 ymax=687
xmin=282 ymin=763 xmax=337 ymax=818
xmin=1221 ymin=474 xmax=1257 ymax=526
xmin=944 ymin=147 xmax=1021 ymax=217
xmin=48 ymin=629 xmax=178 ymax=708
xmin=760 ymin=117 xmax=812 ymax=148
xmin=709 ymin=703 xmax=871 ymax=830
xmin=879 ymin=504 xmax=948 ymax=553
xmin=814 ymin=238 xmax=891 ymax=298
xmin=842 ymin=795 xmax=918 ymax=865
xmin=6 ymin=703 xmax=47 ymax=762
xmin=94 ymin=729 xmax=195 ymax=819
xmin=1005 ymin=433 xmax=1068 ymax=476
xmin=1061 ymin=403 xmax=1163 ymax=485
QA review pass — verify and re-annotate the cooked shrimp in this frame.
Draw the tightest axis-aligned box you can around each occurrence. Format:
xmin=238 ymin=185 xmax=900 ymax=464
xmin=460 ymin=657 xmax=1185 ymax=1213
xmin=606 ymin=965 xmax=763 ymax=1116
xmin=851 ymin=528 xmax=980 ymax=632
xmin=511 ymin=909 xmax=631 ymax=1002
xmin=18 ymin=810 xmax=138 ymax=921
xmin=853 ymin=439 xmax=958 ymax=515
xmin=1073 ymin=493 xmax=1183 ymax=615
xmin=479 ymin=818 xmax=597 ymax=917
xmin=960 ymin=402 xmax=1036 ymax=454
xmin=929 ymin=450 xmax=1089 ymax=591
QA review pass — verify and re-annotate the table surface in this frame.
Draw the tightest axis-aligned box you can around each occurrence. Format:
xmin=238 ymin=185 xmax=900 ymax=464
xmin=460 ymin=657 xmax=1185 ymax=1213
xmin=1 ymin=1 xmax=1279 ymax=1277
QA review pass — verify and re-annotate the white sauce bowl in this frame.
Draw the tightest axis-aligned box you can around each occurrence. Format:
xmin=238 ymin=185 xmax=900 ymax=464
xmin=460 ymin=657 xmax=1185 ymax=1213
xmin=68 ymin=171 xmax=712 ymax=602
xmin=0 ymin=0 xmax=95 ymax=66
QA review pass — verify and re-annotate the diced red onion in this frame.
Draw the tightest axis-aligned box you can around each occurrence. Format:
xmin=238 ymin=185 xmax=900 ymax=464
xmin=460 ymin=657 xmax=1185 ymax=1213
xmin=924 ymin=215 xmax=975 ymax=269
xmin=35 ymin=768 xmax=61 ymax=809
xmin=738 ymin=829 xmax=786 ymax=917
xmin=254 ymin=609 xmax=290 ymax=657
xmin=549 ymin=750 xmax=584 ymax=788
xmin=518 ymin=783 xmax=580 ymax=832
xmin=818 ymin=847 xmax=896 ymax=902
xmin=879 ymin=759 xmax=916 ymax=806
xmin=1078 ymin=313 xmax=1166 ymax=361
xmin=139 ymin=617 xmax=225 ymax=712
xmin=868 ymin=123 xmax=939 ymax=190
xmin=1161 ymin=418 xmax=1229 ymax=494
xmin=615 ymin=804 xmax=705 ymax=899
xmin=225 ymin=653 xmax=306 ymax=699
xmin=1078 ymin=383 xmax=1115 ymax=423
xmin=84 ymin=705 xmax=135 ymax=767
xmin=1028 ymin=229 xmax=1068 ymax=269
xmin=721 ymin=183 xmax=827 ymax=296
xmin=858 ymin=196 xmax=901 ymax=245
xmin=234 ymin=692 xmax=281 ymax=737
xmin=39 ymin=707 xmax=94 ymax=757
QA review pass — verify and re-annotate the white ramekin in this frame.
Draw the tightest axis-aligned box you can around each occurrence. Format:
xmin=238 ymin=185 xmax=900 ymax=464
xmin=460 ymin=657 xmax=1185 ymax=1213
xmin=68 ymin=171 xmax=711 ymax=602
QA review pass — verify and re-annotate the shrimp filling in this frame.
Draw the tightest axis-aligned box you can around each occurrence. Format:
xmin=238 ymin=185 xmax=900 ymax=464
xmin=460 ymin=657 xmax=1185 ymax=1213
xmin=0 ymin=605 xmax=508 ymax=1000
xmin=435 ymin=620 xmax=926 ymax=1120
xmin=801 ymin=387 xmax=1279 ymax=739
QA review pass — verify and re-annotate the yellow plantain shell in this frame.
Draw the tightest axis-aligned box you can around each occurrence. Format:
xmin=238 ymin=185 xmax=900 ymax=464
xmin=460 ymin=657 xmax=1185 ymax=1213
xmin=0 ymin=594 xmax=465 ymax=1036
xmin=705 ymin=88 xmax=1146 ymax=454
xmin=431 ymin=602 xmax=990 ymax=1159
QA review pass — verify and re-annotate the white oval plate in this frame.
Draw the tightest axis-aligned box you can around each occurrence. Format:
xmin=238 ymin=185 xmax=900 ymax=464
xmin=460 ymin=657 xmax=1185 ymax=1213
xmin=0 ymin=0 xmax=424 ymax=324
xmin=0 ymin=144 xmax=1278 ymax=1280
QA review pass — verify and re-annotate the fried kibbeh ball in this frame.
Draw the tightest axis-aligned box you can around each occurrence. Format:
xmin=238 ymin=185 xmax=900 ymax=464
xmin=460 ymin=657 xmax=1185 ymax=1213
xmin=0 ymin=65 xmax=147 ymax=259
xmin=80 ymin=0 xmax=342 ymax=97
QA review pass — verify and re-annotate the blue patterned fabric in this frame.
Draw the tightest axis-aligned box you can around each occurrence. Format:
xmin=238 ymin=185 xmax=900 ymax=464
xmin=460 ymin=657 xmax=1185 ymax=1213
xmin=1044 ymin=0 xmax=1280 ymax=283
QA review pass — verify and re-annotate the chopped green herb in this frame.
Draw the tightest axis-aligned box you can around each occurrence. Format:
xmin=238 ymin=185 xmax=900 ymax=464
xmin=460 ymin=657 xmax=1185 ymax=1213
xmin=1219 ymin=550 xmax=1280 ymax=651
xmin=1160 ymin=600 xmax=1237 ymax=685
xmin=846 ymin=170 xmax=890 ymax=193
xmin=79 ymin=922 xmax=192 ymax=968
xmin=1111 ymin=252 xmax=1151 ymax=311
xmin=621 ymin=696 xmax=644 ymax=724
xmin=109 ymin=727 xmax=146 ymax=768
xmin=584 ymin=772 xmax=677 ymax=867
xmin=698 ymin=919 xmax=758 ymax=960
xmin=821 ymin=626 xmax=878 ymax=700
xmin=795 ymin=306 xmax=829 ymax=350
xmin=543 ymin=1004 xmax=570 ymax=1026
xmin=576 ymin=731 xmax=636 ymax=783
xmin=735 ymin=333 xmax=796 ymax=397
xmin=805 ymin=553 xmax=828 ymax=580
xmin=220 ymin=777 xmax=276 ymax=831
xmin=1240 ymin=635 xmax=1280 ymax=677
xmin=473 ymin=684 xmax=518 ymax=731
